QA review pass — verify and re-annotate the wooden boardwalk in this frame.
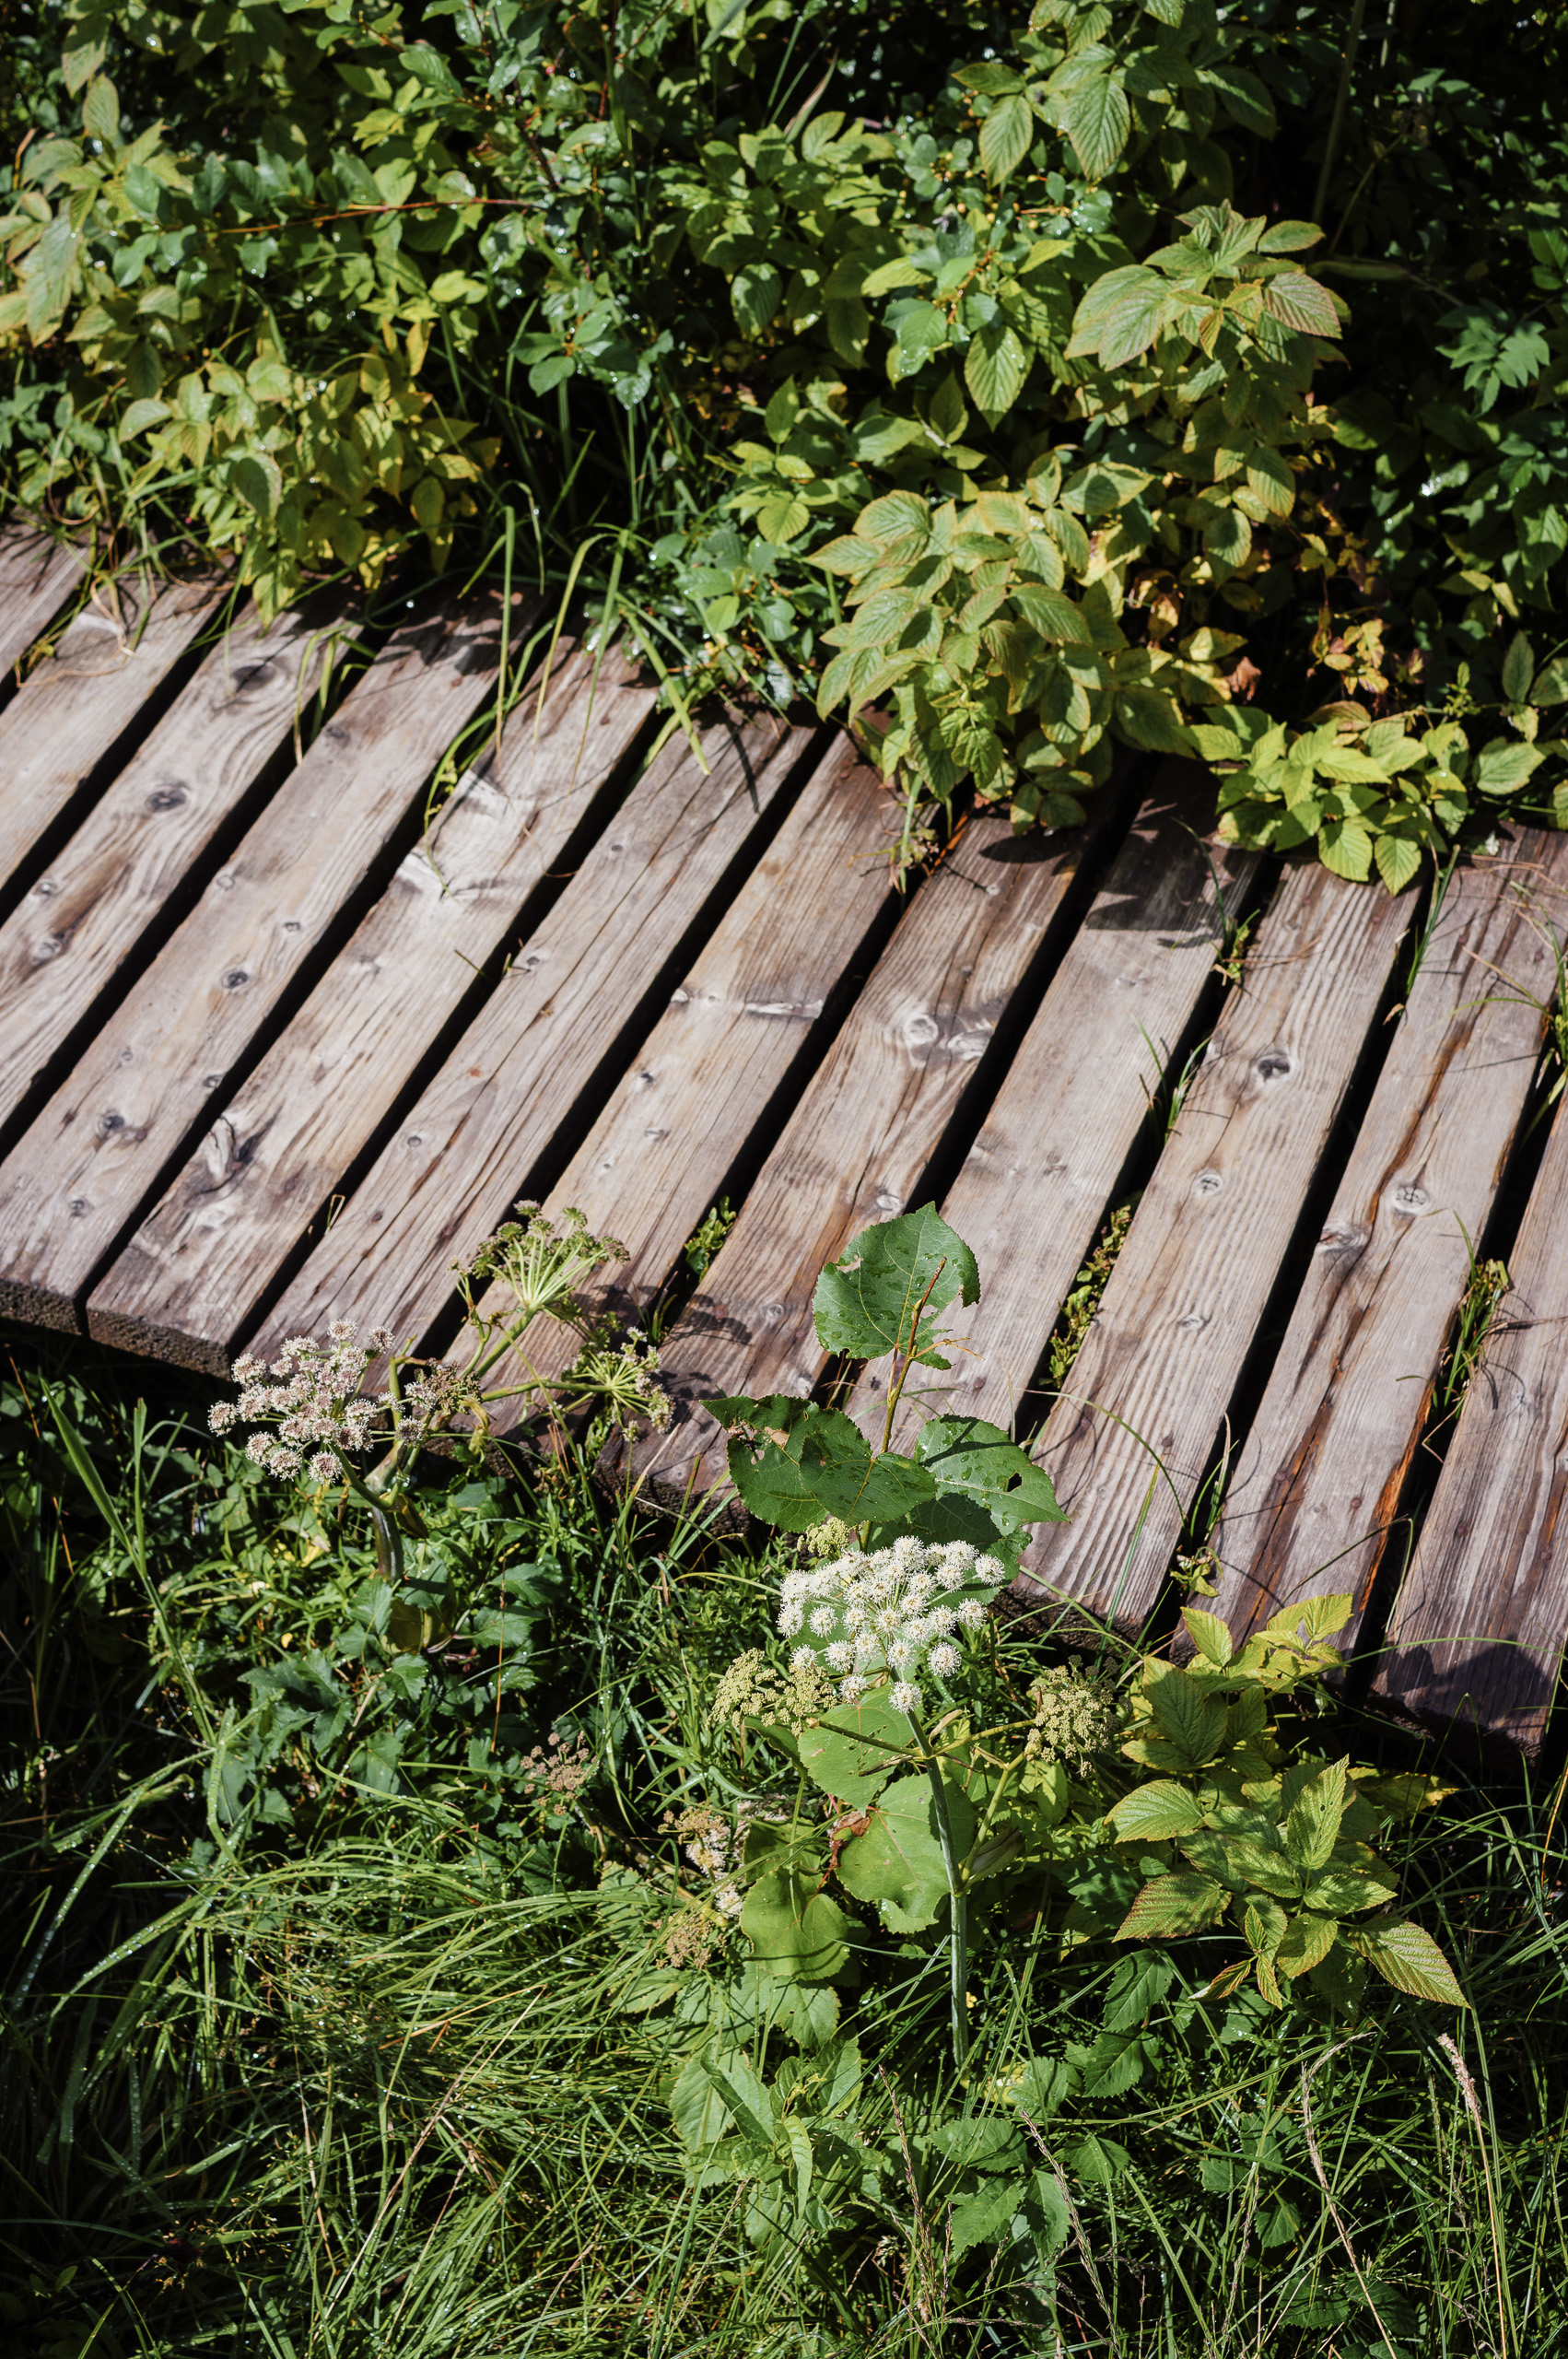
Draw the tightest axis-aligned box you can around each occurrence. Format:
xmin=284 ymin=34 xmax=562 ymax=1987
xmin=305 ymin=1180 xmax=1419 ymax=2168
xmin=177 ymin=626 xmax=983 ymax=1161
xmin=4 ymin=531 xmax=1568 ymax=1758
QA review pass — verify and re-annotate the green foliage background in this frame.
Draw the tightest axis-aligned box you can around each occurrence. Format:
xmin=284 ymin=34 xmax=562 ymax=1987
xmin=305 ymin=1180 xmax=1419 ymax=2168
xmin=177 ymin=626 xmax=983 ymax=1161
xmin=3 ymin=0 xmax=1568 ymax=883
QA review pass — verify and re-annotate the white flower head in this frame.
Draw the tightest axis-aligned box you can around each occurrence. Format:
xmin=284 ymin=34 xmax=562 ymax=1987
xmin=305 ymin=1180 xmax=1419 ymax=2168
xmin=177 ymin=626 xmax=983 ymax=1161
xmin=809 ymin=1603 xmax=838 ymax=1637
xmin=975 ymin=1554 xmax=1006 ymax=1584
xmin=825 ymin=1642 xmax=855 ymax=1672
xmin=930 ymin=1640 xmax=960 ymax=1678
xmin=891 ymin=1681 xmax=924 ymax=1715
xmin=957 ymin=1598 xmax=988 ymax=1628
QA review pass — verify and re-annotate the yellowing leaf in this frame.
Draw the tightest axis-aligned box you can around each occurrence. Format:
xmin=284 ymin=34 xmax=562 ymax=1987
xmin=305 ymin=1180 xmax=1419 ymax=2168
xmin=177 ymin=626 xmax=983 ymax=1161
xmin=1114 ymin=1871 xmax=1229 ymax=1940
xmin=1354 ymin=1918 xmax=1468 ymax=2005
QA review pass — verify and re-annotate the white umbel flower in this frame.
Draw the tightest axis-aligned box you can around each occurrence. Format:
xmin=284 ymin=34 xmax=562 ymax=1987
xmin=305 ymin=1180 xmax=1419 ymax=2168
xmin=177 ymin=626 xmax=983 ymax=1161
xmin=776 ymin=1532 xmax=1009 ymax=1709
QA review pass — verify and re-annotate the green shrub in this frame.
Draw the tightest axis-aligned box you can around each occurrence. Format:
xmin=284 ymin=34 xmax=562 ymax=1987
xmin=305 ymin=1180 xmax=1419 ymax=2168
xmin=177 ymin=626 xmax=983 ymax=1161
xmin=3 ymin=4 xmax=1567 ymax=873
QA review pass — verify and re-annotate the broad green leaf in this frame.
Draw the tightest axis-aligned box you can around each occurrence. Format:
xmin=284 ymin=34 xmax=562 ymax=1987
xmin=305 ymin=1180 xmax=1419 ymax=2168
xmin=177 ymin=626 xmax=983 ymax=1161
xmin=1472 ymin=738 xmax=1544 ymax=796
xmin=1203 ymin=505 xmax=1253 ymax=571
xmin=741 ymin=1868 xmax=856 ymax=1982
xmin=914 ymin=1416 xmax=1064 ymax=1532
xmin=1258 ymin=219 xmax=1322 ymax=253
xmin=928 ymin=371 xmax=968 ymax=443
xmin=796 ymin=1692 xmax=911 ymax=1806
xmin=1106 ymin=1780 xmax=1203 ymax=1844
xmin=1012 ymin=582 xmax=1090 ymax=643
xmin=711 ymin=1396 xmax=939 ymax=1532
xmin=672 ymin=2044 xmax=774 ymax=2149
xmin=1182 ymin=1606 xmax=1233 ymax=1666
xmin=1353 ymin=1918 xmax=1468 ymax=2004
xmin=1144 ymin=1665 xmax=1228 ymax=1765
xmin=81 ymin=74 xmax=120 ymax=147
xmin=1307 ymin=1865 xmax=1398 ymax=1914
xmin=979 ymin=93 xmax=1036 ymax=184
xmin=965 ymin=320 xmax=1030 ymax=420
xmin=1066 ymin=71 xmax=1130 ymax=181
xmin=1258 ymin=269 xmax=1340 ymax=339
xmin=1071 ymin=2028 xmax=1158 ymax=2097
xmin=1181 ymin=1828 xmax=1302 ymax=1904
xmin=1375 ymin=832 xmax=1422 ymax=895
xmin=951 ymin=2172 xmax=1027 ymax=2257
xmin=856 ymin=489 xmax=932 ymax=552
xmin=812 ymin=1204 xmax=978 ymax=1364
xmin=732 ymin=263 xmax=782 ymax=336
xmin=1101 ymin=1949 xmax=1176 ymax=2030
xmin=1284 ymin=1757 xmax=1346 ymax=1872
xmin=1114 ymin=1872 xmax=1228 ymax=1940
xmin=1068 ymin=265 xmax=1168 ymax=370
xmin=1531 ymin=653 xmax=1568 ymax=705
xmin=1318 ymin=816 xmax=1373 ymax=882
xmin=1503 ymin=631 xmax=1537 ymax=704
xmin=837 ymin=1771 xmax=975 ymax=1931
xmin=1244 ymin=446 xmax=1295 ymax=517
xmin=1242 ymin=1895 xmax=1287 ymax=1958
xmin=1275 ymin=1912 xmax=1339 ymax=1978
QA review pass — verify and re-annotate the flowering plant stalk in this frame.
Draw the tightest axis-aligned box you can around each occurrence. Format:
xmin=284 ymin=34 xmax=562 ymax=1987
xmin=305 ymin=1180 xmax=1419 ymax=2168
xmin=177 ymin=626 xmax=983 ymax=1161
xmin=210 ymin=1206 xmax=671 ymax=1613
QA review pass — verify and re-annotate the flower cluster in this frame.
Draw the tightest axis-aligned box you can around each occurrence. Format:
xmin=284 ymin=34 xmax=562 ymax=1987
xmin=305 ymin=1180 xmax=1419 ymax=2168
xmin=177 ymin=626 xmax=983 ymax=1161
xmin=564 ymin=1335 xmax=673 ymax=1431
xmin=710 ymin=1648 xmax=837 ymax=1737
xmin=778 ymin=1536 xmax=1009 ymax=1717
xmin=209 ymin=1321 xmax=392 ymax=1482
xmin=521 ymin=1731 xmax=594 ymax=1806
xmin=1025 ymin=1663 xmax=1123 ymax=1775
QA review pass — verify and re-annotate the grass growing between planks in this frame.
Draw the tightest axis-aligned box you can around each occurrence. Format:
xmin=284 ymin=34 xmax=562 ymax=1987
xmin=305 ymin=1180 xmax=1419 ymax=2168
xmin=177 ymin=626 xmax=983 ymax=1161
xmin=4 ymin=1329 xmax=1568 ymax=2358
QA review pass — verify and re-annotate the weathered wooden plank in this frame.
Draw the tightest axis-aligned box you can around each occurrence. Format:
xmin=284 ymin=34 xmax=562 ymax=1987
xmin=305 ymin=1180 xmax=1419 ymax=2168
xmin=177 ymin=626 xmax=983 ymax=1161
xmin=1377 ymin=1084 xmax=1568 ymax=1755
xmin=0 ymin=524 xmax=86 ymax=677
xmin=244 ymin=707 xmax=821 ymax=1367
xmin=468 ymin=737 xmax=902 ymax=1430
xmin=87 ymin=637 xmax=650 ymax=1373
xmin=1209 ymin=839 xmax=1568 ymax=1647
xmin=0 ymin=570 xmax=226 ymax=904
xmin=1020 ymin=860 xmax=1415 ymax=1629
xmin=0 ymin=600 xmax=351 ymax=1134
xmin=0 ymin=596 xmax=504 ymax=1333
xmin=848 ymin=770 xmax=1259 ymax=1449
xmin=622 ymin=802 xmax=1114 ymax=1504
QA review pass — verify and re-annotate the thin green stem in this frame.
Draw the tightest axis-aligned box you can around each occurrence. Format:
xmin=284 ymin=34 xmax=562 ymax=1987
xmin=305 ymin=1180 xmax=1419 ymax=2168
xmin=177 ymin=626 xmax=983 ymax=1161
xmin=907 ymin=1706 xmax=968 ymax=2070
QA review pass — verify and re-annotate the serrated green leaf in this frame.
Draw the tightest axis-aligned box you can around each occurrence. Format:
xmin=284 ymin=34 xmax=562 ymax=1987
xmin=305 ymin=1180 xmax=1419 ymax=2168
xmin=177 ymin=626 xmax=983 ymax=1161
xmin=914 ymin=1416 xmax=1064 ymax=1532
xmin=1258 ymin=269 xmax=1340 ymax=339
xmin=1115 ymin=1872 xmax=1229 ymax=1940
xmin=1106 ymin=1780 xmax=1204 ymax=1844
xmin=950 ymin=2172 xmax=1027 ymax=2257
xmin=1258 ymin=219 xmax=1322 ymax=253
xmin=1353 ymin=1917 xmax=1468 ymax=2004
xmin=1307 ymin=1866 xmax=1399 ymax=1914
xmin=714 ymin=1396 xmax=938 ymax=1532
xmin=1473 ymin=737 xmax=1544 ymax=796
xmin=1182 ymin=1606 xmax=1233 ymax=1666
xmin=1203 ymin=505 xmax=1253 ymax=572
xmin=1284 ymin=1757 xmax=1346 ymax=1872
xmin=812 ymin=1204 xmax=978 ymax=1363
xmin=1100 ymin=1948 xmax=1176 ymax=2030
xmin=1275 ymin=1912 xmax=1339 ymax=1978
xmin=980 ymin=92 xmax=1036 ymax=183
xmin=1066 ymin=71 xmax=1130 ymax=180
xmin=1375 ymin=833 xmax=1423 ymax=895
xmin=1531 ymin=653 xmax=1568 ymax=706
xmin=1318 ymin=816 xmax=1373 ymax=881
xmin=1145 ymin=1665 xmax=1229 ymax=1765
xmin=1012 ymin=581 xmax=1090 ymax=643
xmin=1503 ymin=631 xmax=1536 ymax=705
xmin=965 ymin=320 xmax=1030 ymax=420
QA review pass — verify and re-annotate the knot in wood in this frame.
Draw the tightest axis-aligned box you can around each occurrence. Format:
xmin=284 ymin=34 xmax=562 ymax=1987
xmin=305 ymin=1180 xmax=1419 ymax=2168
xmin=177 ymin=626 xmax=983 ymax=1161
xmin=145 ymin=782 xmax=187 ymax=813
xmin=221 ymin=968 xmax=250 ymax=992
xmin=1390 ymin=1182 xmax=1431 ymax=1215
xmin=901 ymin=1009 xmax=941 ymax=1049
xmin=1252 ymin=1045 xmax=1294 ymax=1085
xmin=1193 ymin=1167 xmax=1224 ymax=1198
xmin=875 ymin=1190 xmax=903 ymax=1212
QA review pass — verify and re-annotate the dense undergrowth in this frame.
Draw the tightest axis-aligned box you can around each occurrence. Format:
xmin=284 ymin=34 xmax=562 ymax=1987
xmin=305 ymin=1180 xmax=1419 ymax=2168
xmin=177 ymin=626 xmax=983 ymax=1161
xmin=4 ymin=1 xmax=1568 ymax=883
xmin=5 ymin=1321 xmax=1568 ymax=2358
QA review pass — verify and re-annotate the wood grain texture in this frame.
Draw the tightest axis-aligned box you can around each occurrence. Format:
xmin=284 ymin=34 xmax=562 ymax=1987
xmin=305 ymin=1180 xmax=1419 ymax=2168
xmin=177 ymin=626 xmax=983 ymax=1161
xmin=0 ymin=524 xmax=85 ymax=676
xmin=244 ymin=707 xmax=820 ymax=1367
xmin=1020 ymin=860 xmax=1415 ymax=1628
xmin=87 ymin=635 xmax=649 ymax=1372
xmin=470 ymin=737 xmax=901 ymax=1429
xmin=0 ymin=600 xmax=350 ymax=1132
xmin=0 ymin=571 xmax=226 ymax=898
xmin=0 ymin=597 xmax=502 ymax=1333
xmin=622 ymin=804 xmax=1106 ymax=1505
xmin=1377 ymin=1091 xmax=1568 ymax=1756
xmin=848 ymin=770 xmax=1259 ymax=1449
xmin=1209 ymin=838 xmax=1568 ymax=1647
